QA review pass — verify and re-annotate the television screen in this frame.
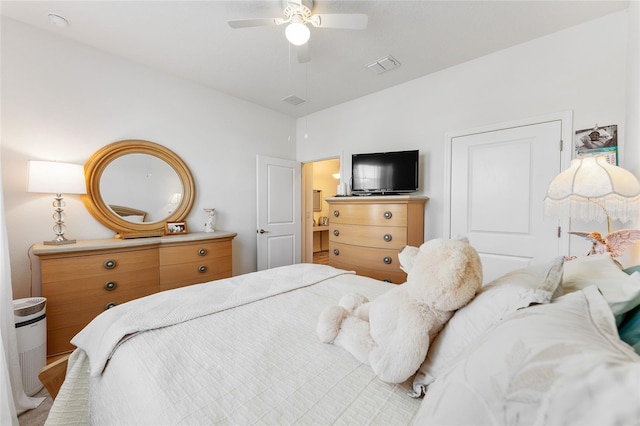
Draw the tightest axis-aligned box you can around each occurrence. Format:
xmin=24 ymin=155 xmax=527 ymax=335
xmin=351 ymin=150 xmax=419 ymax=194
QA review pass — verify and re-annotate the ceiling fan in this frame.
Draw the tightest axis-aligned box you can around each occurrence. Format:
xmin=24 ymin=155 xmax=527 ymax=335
xmin=227 ymin=0 xmax=368 ymax=63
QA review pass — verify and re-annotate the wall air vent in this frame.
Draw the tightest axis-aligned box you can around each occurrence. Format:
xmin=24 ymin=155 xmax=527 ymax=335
xmin=282 ymin=94 xmax=306 ymax=106
xmin=366 ymin=55 xmax=401 ymax=75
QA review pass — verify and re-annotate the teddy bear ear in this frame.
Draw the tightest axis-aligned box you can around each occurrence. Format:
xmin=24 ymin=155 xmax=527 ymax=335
xmin=454 ymin=235 xmax=470 ymax=243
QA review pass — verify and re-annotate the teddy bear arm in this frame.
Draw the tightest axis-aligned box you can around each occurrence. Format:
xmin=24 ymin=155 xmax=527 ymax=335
xmin=317 ymin=305 xmax=350 ymax=343
xmin=353 ymin=302 xmax=370 ymax=321
xmin=333 ymin=316 xmax=376 ymax=364
xmin=338 ymin=293 xmax=369 ymax=313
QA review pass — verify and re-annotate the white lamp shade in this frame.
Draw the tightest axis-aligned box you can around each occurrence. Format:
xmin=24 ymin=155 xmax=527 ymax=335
xmin=27 ymin=161 xmax=87 ymax=195
xmin=544 ymin=156 xmax=640 ymax=223
xmin=285 ymin=22 xmax=310 ymax=46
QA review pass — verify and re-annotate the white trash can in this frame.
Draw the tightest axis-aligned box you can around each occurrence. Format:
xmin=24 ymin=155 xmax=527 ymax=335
xmin=13 ymin=297 xmax=47 ymax=396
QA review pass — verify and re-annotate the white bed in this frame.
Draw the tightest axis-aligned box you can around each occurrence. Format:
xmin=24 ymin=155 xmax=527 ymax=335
xmin=44 ymin=256 xmax=640 ymax=425
xmin=46 ymin=264 xmax=422 ymax=425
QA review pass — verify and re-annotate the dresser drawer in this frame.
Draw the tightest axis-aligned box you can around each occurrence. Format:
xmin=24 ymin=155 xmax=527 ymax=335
xmin=40 ymin=248 xmax=159 ymax=283
xmin=330 ymin=203 xmax=407 ymax=226
xmin=43 ymin=267 xmax=158 ymax=355
xmin=159 ymin=239 xmax=233 ymax=290
xmin=159 ymin=240 xmax=231 ymax=265
xmin=160 ymin=256 xmax=232 ymax=291
xmin=329 ymin=242 xmax=406 ymax=284
xmin=329 ymin=224 xmax=407 ymax=250
xmin=44 ymin=268 xmax=159 ymax=314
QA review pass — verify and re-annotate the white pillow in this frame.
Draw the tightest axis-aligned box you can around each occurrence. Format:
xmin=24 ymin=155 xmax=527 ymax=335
xmin=410 ymin=256 xmax=564 ymax=396
xmin=563 ymin=254 xmax=640 ymax=323
xmin=125 ymin=214 xmax=145 ymax=223
xmin=563 ymin=253 xmax=625 ymax=286
xmin=413 ymin=287 xmax=640 ymax=425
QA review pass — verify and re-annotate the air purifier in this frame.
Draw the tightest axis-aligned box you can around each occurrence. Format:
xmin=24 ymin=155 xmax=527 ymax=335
xmin=13 ymin=297 xmax=47 ymax=396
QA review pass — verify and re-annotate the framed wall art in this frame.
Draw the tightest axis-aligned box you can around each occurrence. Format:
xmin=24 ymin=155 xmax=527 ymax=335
xmin=574 ymin=124 xmax=618 ymax=165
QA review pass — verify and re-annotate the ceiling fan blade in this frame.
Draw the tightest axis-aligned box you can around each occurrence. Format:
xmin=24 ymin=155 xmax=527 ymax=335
xmin=228 ymin=18 xmax=283 ymax=28
xmin=297 ymin=43 xmax=311 ymax=63
xmin=309 ymin=13 xmax=368 ymax=30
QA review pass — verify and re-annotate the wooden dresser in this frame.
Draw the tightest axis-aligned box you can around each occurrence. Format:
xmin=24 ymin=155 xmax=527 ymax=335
xmin=326 ymin=196 xmax=427 ymax=283
xmin=32 ymin=231 xmax=236 ymax=356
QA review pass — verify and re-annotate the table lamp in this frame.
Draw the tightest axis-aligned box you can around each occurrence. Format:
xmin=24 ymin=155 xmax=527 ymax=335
xmin=544 ymin=156 xmax=640 ymax=233
xmin=27 ymin=160 xmax=87 ymax=245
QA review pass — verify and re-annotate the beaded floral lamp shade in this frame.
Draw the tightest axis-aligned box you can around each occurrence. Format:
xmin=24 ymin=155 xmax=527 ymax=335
xmin=544 ymin=155 xmax=640 ymax=234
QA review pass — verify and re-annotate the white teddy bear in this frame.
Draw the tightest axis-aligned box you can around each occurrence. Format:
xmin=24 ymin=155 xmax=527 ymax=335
xmin=316 ymin=237 xmax=483 ymax=383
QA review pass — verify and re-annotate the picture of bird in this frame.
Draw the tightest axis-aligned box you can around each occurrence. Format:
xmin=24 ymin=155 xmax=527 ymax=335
xmin=568 ymin=229 xmax=640 ymax=257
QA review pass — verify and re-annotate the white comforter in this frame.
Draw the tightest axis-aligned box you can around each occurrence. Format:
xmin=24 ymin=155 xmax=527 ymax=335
xmin=46 ymin=264 xmax=422 ymax=425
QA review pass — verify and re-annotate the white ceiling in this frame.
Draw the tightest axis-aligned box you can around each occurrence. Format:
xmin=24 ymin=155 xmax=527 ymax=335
xmin=1 ymin=1 xmax=629 ymax=118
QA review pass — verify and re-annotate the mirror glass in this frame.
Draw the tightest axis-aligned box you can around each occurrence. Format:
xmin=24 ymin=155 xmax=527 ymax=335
xmin=313 ymin=190 xmax=322 ymax=212
xmin=100 ymin=154 xmax=182 ymax=223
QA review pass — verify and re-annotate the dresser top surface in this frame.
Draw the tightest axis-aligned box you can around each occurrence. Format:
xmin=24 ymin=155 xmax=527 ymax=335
xmin=325 ymin=195 xmax=428 ymax=203
xmin=32 ymin=231 xmax=237 ymax=255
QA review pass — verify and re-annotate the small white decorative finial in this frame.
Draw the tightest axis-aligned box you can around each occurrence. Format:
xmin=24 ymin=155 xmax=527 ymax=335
xmin=204 ymin=208 xmax=217 ymax=232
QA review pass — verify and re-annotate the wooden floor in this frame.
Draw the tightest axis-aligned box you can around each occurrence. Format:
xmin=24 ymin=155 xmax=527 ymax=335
xmin=18 ymin=387 xmax=51 ymax=426
xmin=313 ymin=250 xmax=329 ymax=265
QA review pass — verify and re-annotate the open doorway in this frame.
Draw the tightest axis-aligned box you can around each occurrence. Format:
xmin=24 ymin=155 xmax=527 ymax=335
xmin=301 ymin=158 xmax=340 ymax=264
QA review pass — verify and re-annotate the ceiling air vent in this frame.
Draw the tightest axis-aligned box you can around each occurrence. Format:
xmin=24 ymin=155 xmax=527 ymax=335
xmin=366 ymin=55 xmax=401 ymax=75
xmin=282 ymin=94 xmax=306 ymax=106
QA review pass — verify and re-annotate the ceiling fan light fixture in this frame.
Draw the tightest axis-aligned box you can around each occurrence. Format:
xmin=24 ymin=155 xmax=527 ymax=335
xmin=285 ymin=22 xmax=310 ymax=46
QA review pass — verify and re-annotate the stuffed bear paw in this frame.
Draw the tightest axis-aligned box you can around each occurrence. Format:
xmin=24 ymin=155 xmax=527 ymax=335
xmin=316 ymin=305 xmax=350 ymax=343
xmin=338 ymin=293 xmax=369 ymax=312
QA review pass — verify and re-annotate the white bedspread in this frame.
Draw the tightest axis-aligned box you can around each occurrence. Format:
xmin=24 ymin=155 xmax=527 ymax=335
xmin=72 ymin=263 xmax=354 ymax=377
xmin=47 ymin=264 xmax=422 ymax=425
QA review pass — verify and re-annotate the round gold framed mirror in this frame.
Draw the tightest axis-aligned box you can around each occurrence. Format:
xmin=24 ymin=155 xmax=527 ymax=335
xmin=83 ymin=140 xmax=195 ymax=238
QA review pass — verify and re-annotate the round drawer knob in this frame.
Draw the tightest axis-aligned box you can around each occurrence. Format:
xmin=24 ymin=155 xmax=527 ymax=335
xmin=104 ymin=281 xmax=117 ymax=291
xmin=105 ymin=302 xmax=117 ymax=310
xmin=103 ymin=259 xmax=117 ymax=270
xmin=333 ymin=210 xmax=340 ymax=217
xmin=333 ymin=229 xmax=339 ymax=237
xmin=198 ymin=248 xmax=207 ymax=256
xmin=198 ymin=265 xmax=207 ymax=273
xmin=383 ymin=234 xmax=392 ymax=242
xmin=333 ymin=249 xmax=340 ymax=256
xmin=383 ymin=211 xmax=392 ymax=219
xmin=383 ymin=256 xmax=392 ymax=264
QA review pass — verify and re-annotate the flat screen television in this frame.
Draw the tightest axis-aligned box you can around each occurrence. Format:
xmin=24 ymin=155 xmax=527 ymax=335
xmin=351 ymin=149 xmax=419 ymax=195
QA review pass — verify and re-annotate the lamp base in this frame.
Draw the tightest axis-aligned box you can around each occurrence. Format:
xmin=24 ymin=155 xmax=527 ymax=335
xmin=43 ymin=237 xmax=76 ymax=245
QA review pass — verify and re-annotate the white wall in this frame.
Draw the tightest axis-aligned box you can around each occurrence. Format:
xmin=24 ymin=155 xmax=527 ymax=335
xmin=3 ymin=9 xmax=639 ymax=300
xmin=1 ymin=18 xmax=296 ymax=298
xmin=297 ymin=11 xmax=637 ymax=264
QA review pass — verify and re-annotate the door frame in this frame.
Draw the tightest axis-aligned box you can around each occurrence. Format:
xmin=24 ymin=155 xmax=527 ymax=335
xmin=301 ymin=155 xmax=343 ymax=263
xmin=302 ymin=161 xmax=314 ymax=263
xmin=443 ymin=110 xmax=574 ymax=256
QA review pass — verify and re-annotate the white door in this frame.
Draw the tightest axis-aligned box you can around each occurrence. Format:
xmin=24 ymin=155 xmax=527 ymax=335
xmin=447 ymin=116 xmax=570 ymax=284
xmin=256 ymin=155 xmax=301 ymax=271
